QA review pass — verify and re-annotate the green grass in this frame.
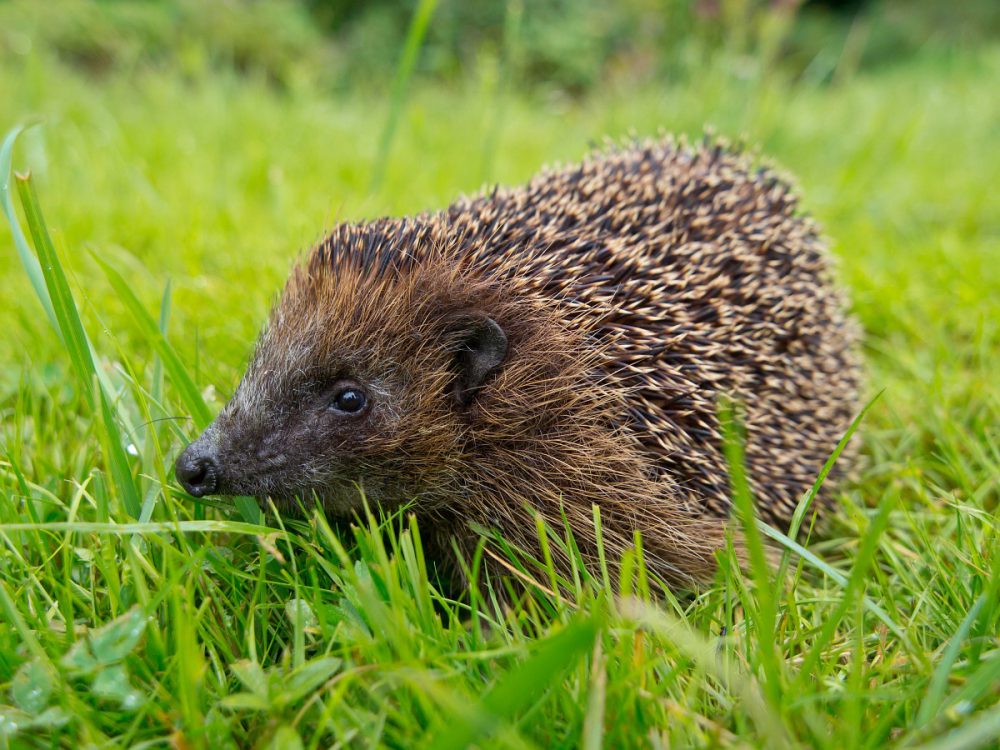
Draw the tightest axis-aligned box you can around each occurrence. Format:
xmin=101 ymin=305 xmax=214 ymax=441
xmin=1 ymin=36 xmax=999 ymax=750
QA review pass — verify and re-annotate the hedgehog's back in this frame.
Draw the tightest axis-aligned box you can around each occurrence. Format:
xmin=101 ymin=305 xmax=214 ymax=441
xmin=448 ymin=139 xmax=861 ymax=527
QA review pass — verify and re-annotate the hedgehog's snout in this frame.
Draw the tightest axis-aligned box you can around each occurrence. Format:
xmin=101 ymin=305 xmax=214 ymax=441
xmin=175 ymin=438 xmax=221 ymax=497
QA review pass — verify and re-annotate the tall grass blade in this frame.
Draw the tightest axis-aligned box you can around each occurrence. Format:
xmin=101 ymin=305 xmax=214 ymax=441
xmin=794 ymin=490 xmax=897 ymax=686
xmin=908 ymin=706 xmax=1000 ymax=750
xmin=96 ymin=388 xmax=142 ymax=518
xmin=720 ymin=400 xmax=783 ymax=706
xmin=426 ymin=614 xmax=600 ymax=750
xmin=623 ymin=599 xmax=795 ymax=749
xmin=368 ymin=0 xmax=438 ymax=193
xmin=758 ymin=521 xmax=905 ymax=640
xmin=14 ymin=172 xmax=142 ymax=518
xmin=94 ymin=251 xmax=260 ymax=523
xmin=0 ymin=124 xmax=58 ymax=332
xmin=3 ymin=127 xmax=119 ymax=402
xmin=0 ymin=520 xmax=269 ymax=535
xmin=232 ymin=496 xmax=263 ymax=525
xmin=0 ymin=581 xmax=48 ymax=661
xmin=940 ymin=654 xmax=1000 ymax=720
xmin=785 ymin=391 xmax=882 ymax=543
xmin=582 ymin=639 xmax=606 ymax=750
xmin=94 ymin=256 xmax=212 ymax=429
xmin=479 ymin=0 xmax=523 ymax=182
xmin=914 ymin=594 xmax=987 ymax=728
xmin=15 ymin=174 xmax=96 ymax=403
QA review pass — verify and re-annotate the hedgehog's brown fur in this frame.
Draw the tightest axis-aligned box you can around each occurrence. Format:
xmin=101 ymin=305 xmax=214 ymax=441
xmin=179 ymin=138 xmax=860 ymax=589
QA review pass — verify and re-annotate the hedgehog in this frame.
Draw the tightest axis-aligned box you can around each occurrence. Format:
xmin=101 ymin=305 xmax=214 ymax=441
xmin=175 ymin=138 xmax=860 ymax=589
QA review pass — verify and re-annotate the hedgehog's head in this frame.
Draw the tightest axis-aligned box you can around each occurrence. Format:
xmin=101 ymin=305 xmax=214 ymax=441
xmin=175 ymin=219 xmax=567 ymax=517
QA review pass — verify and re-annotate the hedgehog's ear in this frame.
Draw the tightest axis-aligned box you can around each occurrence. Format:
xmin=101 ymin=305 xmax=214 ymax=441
xmin=450 ymin=314 xmax=507 ymax=407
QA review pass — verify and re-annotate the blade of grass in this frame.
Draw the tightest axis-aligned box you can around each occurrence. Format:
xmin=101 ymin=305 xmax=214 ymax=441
xmin=582 ymin=639 xmax=606 ymax=750
xmin=1 ymin=124 xmax=59 ymax=332
xmin=232 ymin=496 xmax=263 ymax=525
xmin=97 ymin=386 xmax=142 ymax=518
xmin=758 ymin=520 xmax=905 ymax=640
xmin=479 ymin=0 xmax=523 ymax=182
xmin=785 ymin=392 xmax=882 ymax=545
xmin=139 ymin=280 xmax=172 ymax=522
xmin=368 ymin=0 xmax=438 ymax=193
xmin=15 ymin=172 xmax=142 ymax=518
xmin=914 ymin=594 xmax=987 ymax=728
xmin=0 ymin=580 xmax=49 ymax=661
xmin=95 ymin=247 xmax=261 ymax=523
xmin=94 ymin=256 xmax=212 ymax=428
xmin=425 ymin=614 xmax=600 ymax=750
xmin=155 ymin=280 xmax=171 ymax=401
xmin=0 ymin=520 xmax=269 ymax=535
xmin=720 ymin=400 xmax=783 ymax=707
xmin=622 ymin=598 xmax=796 ymax=749
xmin=908 ymin=706 xmax=1000 ymax=750
xmin=939 ymin=652 xmax=1000 ymax=720
xmin=15 ymin=173 xmax=96 ymax=405
xmin=793 ymin=490 xmax=897 ymax=688
xmin=3 ymin=129 xmax=121 ymax=411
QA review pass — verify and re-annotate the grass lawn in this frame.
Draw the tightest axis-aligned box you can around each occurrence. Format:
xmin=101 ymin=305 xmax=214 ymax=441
xmin=1 ymin=36 xmax=998 ymax=750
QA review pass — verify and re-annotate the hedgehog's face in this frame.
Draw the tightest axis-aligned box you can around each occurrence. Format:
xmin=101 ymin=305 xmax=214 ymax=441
xmin=174 ymin=295 xmax=508 ymax=516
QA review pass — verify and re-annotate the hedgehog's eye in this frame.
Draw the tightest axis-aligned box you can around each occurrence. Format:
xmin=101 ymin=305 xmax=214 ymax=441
xmin=330 ymin=387 xmax=367 ymax=415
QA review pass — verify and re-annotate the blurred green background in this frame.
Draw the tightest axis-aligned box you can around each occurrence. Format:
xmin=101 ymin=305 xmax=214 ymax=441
xmin=0 ymin=1 xmax=995 ymax=389
xmin=4 ymin=0 xmax=999 ymax=91
xmin=1 ymin=0 xmax=997 ymax=397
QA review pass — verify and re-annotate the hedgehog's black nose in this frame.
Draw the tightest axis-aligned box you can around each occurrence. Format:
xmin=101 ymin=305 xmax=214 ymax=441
xmin=175 ymin=444 xmax=220 ymax=497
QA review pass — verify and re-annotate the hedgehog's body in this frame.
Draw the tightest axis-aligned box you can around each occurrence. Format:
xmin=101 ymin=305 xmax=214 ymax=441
xmin=177 ymin=139 xmax=860 ymax=587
